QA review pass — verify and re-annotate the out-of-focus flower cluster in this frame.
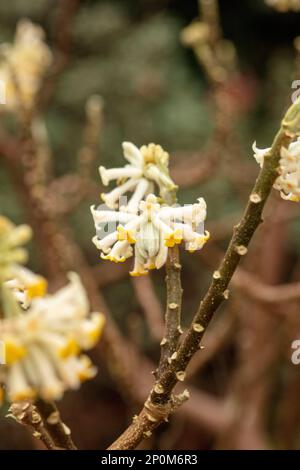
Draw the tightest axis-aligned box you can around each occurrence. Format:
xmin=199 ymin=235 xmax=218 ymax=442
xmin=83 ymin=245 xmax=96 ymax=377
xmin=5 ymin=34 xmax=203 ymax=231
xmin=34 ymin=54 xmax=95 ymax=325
xmin=0 ymin=273 xmax=104 ymax=403
xmin=0 ymin=19 xmax=52 ymax=111
xmin=253 ymin=138 xmax=300 ymax=202
xmin=265 ymin=0 xmax=300 ymax=11
xmin=0 ymin=216 xmax=32 ymax=281
xmin=0 ymin=216 xmax=104 ymax=404
xmin=91 ymin=142 xmax=209 ymax=275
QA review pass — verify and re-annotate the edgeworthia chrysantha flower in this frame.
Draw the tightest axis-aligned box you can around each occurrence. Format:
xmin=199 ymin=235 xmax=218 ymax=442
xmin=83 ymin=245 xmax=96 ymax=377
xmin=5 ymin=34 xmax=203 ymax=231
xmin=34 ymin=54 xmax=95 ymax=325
xmin=4 ymin=266 xmax=48 ymax=309
xmin=0 ymin=216 xmax=32 ymax=281
xmin=91 ymin=194 xmax=209 ymax=276
xmin=0 ymin=19 xmax=52 ymax=110
xmin=0 ymin=216 xmax=47 ymax=307
xmin=265 ymin=0 xmax=300 ymax=11
xmin=0 ymin=273 xmax=105 ymax=403
xmin=99 ymin=142 xmax=178 ymax=212
xmin=253 ymin=139 xmax=300 ymax=202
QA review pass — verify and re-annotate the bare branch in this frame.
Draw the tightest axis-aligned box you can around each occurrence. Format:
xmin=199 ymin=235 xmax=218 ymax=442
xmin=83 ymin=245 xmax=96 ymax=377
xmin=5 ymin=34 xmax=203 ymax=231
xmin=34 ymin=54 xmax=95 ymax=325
xmin=35 ymin=400 xmax=77 ymax=450
xmin=8 ymin=402 xmax=59 ymax=450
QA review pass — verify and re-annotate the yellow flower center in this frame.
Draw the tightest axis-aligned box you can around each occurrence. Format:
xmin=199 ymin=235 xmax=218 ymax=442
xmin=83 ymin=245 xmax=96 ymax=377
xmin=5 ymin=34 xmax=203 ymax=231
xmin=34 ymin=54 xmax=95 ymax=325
xmin=10 ymin=387 xmax=37 ymax=402
xmin=27 ymin=277 xmax=48 ymax=299
xmin=59 ymin=338 xmax=80 ymax=359
xmin=87 ymin=314 xmax=105 ymax=347
xmin=117 ymin=226 xmax=136 ymax=244
xmin=5 ymin=340 xmax=27 ymax=365
xmin=140 ymin=143 xmax=169 ymax=165
xmin=165 ymin=229 xmax=183 ymax=248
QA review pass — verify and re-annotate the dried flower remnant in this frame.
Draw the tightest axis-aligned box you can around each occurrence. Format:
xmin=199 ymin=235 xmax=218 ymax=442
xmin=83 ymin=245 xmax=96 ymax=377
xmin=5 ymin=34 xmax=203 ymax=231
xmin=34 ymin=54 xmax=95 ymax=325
xmin=253 ymin=139 xmax=300 ymax=202
xmin=265 ymin=0 xmax=300 ymax=12
xmin=99 ymin=142 xmax=178 ymax=212
xmin=0 ymin=19 xmax=52 ymax=111
xmin=0 ymin=273 xmax=105 ymax=404
xmin=91 ymin=194 xmax=209 ymax=276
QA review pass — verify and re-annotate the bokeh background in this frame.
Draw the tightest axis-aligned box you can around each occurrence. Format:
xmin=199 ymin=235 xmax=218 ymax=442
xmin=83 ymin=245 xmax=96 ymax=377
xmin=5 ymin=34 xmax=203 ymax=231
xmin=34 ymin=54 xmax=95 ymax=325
xmin=1 ymin=0 xmax=300 ymax=450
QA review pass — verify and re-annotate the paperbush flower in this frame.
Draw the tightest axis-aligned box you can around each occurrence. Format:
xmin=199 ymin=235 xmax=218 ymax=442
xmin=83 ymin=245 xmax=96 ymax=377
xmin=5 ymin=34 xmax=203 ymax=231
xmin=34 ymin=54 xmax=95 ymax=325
xmin=253 ymin=139 xmax=300 ymax=202
xmin=5 ymin=266 xmax=48 ymax=309
xmin=0 ymin=216 xmax=32 ymax=281
xmin=265 ymin=0 xmax=300 ymax=11
xmin=91 ymin=194 xmax=209 ymax=276
xmin=0 ymin=273 xmax=105 ymax=403
xmin=99 ymin=142 xmax=177 ymax=213
xmin=0 ymin=19 xmax=52 ymax=110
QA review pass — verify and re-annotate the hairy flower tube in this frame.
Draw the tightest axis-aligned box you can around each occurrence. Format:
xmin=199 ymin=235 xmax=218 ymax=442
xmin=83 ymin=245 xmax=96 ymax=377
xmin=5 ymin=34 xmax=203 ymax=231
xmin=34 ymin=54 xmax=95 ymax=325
xmin=0 ymin=19 xmax=52 ymax=110
xmin=265 ymin=0 xmax=300 ymax=11
xmin=91 ymin=194 xmax=209 ymax=276
xmin=253 ymin=139 xmax=300 ymax=202
xmin=99 ymin=142 xmax=177 ymax=213
xmin=0 ymin=216 xmax=32 ymax=281
xmin=0 ymin=273 xmax=105 ymax=403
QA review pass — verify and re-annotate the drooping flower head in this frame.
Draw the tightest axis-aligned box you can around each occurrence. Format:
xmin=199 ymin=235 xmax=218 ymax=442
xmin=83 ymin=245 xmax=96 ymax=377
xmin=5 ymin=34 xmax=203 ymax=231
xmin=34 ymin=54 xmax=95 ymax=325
xmin=0 ymin=19 xmax=52 ymax=111
xmin=99 ymin=142 xmax=178 ymax=213
xmin=0 ymin=273 xmax=105 ymax=404
xmin=91 ymin=194 xmax=209 ymax=276
xmin=265 ymin=0 xmax=300 ymax=11
xmin=253 ymin=138 xmax=300 ymax=202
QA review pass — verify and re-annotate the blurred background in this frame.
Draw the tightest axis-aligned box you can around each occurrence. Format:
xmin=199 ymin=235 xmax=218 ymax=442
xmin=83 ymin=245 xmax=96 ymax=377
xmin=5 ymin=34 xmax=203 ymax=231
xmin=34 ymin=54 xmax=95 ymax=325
xmin=1 ymin=0 xmax=300 ymax=450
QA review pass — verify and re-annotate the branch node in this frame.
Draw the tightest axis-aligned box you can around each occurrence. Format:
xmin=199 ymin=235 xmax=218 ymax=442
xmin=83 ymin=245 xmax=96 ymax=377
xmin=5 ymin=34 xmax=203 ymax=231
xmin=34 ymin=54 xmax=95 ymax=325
xmin=235 ymin=245 xmax=248 ymax=256
xmin=192 ymin=323 xmax=205 ymax=333
xmin=213 ymin=270 xmax=221 ymax=279
xmin=176 ymin=371 xmax=186 ymax=382
xmin=223 ymin=289 xmax=230 ymax=299
xmin=250 ymin=193 xmax=262 ymax=204
xmin=153 ymin=384 xmax=164 ymax=394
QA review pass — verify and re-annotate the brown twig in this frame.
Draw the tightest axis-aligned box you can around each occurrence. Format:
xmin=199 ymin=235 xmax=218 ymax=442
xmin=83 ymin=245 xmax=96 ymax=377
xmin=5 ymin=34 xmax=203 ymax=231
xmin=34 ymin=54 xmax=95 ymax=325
xmin=157 ymin=246 xmax=183 ymax=376
xmin=8 ymin=402 xmax=59 ymax=450
xmin=187 ymin=308 xmax=235 ymax=377
xmin=35 ymin=400 xmax=77 ymax=450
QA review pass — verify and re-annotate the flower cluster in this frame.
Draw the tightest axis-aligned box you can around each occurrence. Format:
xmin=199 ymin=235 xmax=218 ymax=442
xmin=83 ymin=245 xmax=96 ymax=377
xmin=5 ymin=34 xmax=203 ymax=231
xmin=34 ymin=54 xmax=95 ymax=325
xmin=100 ymin=142 xmax=177 ymax=212
xmin=253 ymin=138 xmax=300 ymax=202
xmin=0 ymin=19 xmax=52 ymax=111
xmin=0 ymin=216 xmax=32 ymax=281
xmin=91 ymin=142 xmax=209 ymax=275
xmin=0 ymin=216 xmax=104 ymax=404
xmin=0 ymin=273 xmax=105 ymax=403
xmin=265 ymin=0 xmax=300 ymax=11
xmin=92 ymin=194 xmax=209 ymax=276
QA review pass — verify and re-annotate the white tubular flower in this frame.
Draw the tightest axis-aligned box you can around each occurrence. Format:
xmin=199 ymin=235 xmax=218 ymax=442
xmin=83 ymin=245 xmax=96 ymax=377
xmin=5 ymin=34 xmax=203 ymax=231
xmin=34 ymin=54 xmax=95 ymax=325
xmin=5 ymin=266 xmax=48 ymax=307
xmin=0 ymin=273 xmax=105 ymax=404
xmin=265 ymin=0 xmax=300 ymax=12
xmin=99 ymin=142 xmax=177 ymax=213
xmin=0 ymin=19 xmax=52 ymax=111
xmin=91 ymin=194 xmax=209 ymax=276
xmin=0 ymin=216 xmax=32 ymax=281
xmin=253 ymin=139 xmax=300 ymax=202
